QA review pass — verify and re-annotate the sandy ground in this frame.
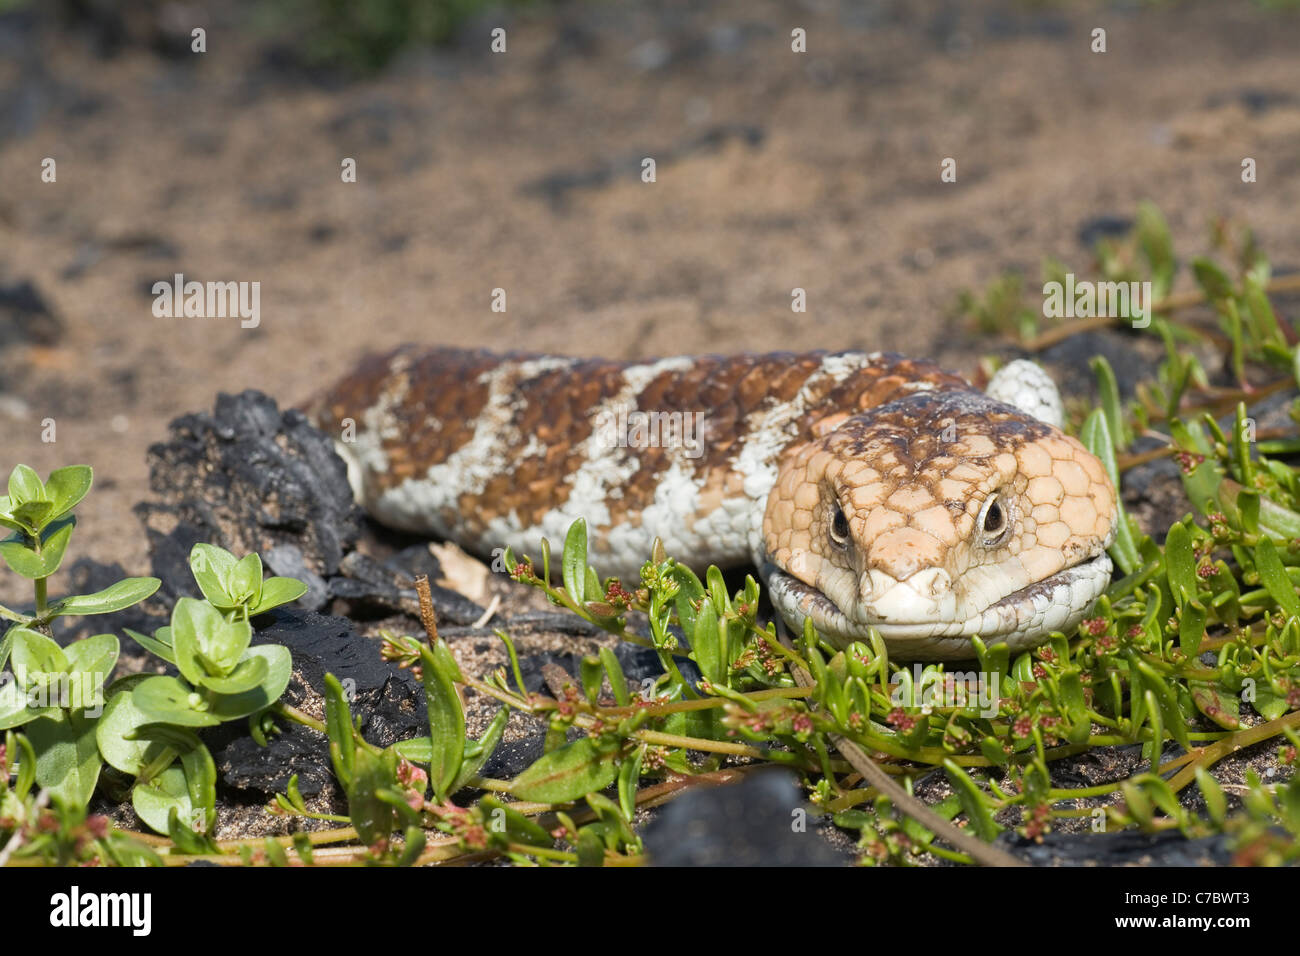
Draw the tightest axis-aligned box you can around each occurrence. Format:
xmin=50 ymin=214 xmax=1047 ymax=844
xmin=2 ymin=0 xmax=1300 ymax=602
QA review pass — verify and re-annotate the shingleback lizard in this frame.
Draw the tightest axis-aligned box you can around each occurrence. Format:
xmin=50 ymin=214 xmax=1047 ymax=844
xmin=307 ymin=347 xmax=1117 ymax=661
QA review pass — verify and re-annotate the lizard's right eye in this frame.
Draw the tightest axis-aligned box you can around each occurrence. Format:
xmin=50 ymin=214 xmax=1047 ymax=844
xmin=829 ymin=502 xmax=851 ymax=550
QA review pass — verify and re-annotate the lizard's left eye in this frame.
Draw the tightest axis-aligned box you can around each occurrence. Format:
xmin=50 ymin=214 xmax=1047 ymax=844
xmin=978 ymin=492 xmax=1012 ymax=547
xmin=829 ymin=503 xmax=851 ymax=550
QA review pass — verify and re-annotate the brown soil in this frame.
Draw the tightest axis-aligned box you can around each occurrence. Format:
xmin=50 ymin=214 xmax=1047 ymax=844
xmin=3 ymin=0 xmax=1300 ymax=601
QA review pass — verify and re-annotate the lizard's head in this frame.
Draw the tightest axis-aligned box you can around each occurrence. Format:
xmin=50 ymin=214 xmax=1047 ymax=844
xmin=762 ymin=389 xmax=1116 ymax=660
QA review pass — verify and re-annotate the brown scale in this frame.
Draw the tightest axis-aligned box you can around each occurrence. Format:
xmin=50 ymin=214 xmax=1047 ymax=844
xmin=827 ymin=390 xmax=1054 ymax=462
xmin=304 ymin=347 xmax=980 ymax=534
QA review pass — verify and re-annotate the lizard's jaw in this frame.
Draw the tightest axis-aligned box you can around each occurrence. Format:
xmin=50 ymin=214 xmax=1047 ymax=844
xmin=763 ymin=551 xmax=1113 ymax=661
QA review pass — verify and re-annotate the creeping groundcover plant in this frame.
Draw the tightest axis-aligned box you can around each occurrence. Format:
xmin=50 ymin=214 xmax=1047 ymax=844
xmin=3 ymin=207 xmax=1300 ymax=866
xmin=0 ymin=466 xmax=306 ymax=864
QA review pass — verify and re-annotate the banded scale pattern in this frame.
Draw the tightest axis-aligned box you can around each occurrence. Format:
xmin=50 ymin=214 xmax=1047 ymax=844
xmin=308 ymin=347 xmax=1117 ymax=659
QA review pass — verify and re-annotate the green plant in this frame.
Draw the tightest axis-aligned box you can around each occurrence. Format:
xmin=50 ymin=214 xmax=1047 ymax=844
xmin=101 ymin=543 xmax=305 ymax=835
xmin=0 ymin=466 xmax=309 ymax=859
xmin=0 ymin=629 xmax=119 ymax=806
xmin=270 ymin=639 xmax=515 ymax=865
xmin=12 ymin=205 xmax=1300 ymax=867
xmin=0 ymin=729 xmax=160 ymax=866
xmin=0 ymin=465 xmax=306 ymax=840
xmin=0 ymin=465 xmax=159 ymax=668
xmin=187 ymin=543 xmax=308 ymax=618
xmin=280 ymin=424 xmax=1300 ymax=867
xmin=0 ymin=464 xmax=160 ymax=809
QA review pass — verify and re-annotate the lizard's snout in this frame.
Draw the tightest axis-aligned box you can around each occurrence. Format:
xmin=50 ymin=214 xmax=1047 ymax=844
xmin=860 ymin=566 xmax=955 ymax=623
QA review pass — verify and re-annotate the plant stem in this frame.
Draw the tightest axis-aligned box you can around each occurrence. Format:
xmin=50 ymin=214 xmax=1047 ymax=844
xmin=272 ymin=701 xmax=326 ymax=733
xmin=1165 ymin=709 xmax=1300 ymax=794
xmin=1022 ymin=274 xmax=1300 ymax=351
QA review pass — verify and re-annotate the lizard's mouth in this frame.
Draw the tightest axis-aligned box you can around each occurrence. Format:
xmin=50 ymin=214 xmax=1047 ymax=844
xmin=762 ymin=552 xmax=1114 ymax=661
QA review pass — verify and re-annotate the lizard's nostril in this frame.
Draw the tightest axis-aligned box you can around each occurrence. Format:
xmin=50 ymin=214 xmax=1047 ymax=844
xmin=911 ymin=567 xmax=952 ymax=597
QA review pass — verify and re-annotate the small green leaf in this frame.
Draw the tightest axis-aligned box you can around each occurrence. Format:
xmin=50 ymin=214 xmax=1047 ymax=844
xmin=562 ymin=518 xmax=589 ymax=604
xmin=1236 ymin=487 xmax=1261 ymax=536
xmin=202 ymin=644 xmax=292 ymax=720
xmin=1121 ymin=780 xmax=1154 ymax=827
xmin=1254 ymin=538 xmax=1300 ymax=620
xmin=1195 ymin=767 xmax=1227 ymax=825
xmin=451 ymin=706 xmax=509 ymax=793
xmin=1254 ymin=685 xmax=1288 ymax=721
xmin=171 ymin=597 xmax=251 ymax=680
xmin=690 ymin=600 xmax=722 ymax=685
xmin=1192 ymin=257 xmax=1234 ymax=302
xmin=979 ymin=736 xmax=1009 ymax=766
xmin=579 ymin=655 xmax=604 ymax=705
xmin=63 ymin=633 xmax=119 ymax=688
xmin=195 ymin=655 xmax=269 ymax=695
xmin=393 ymin=737 xmax=432 ymax=763
xmin=348 ymin=747 xmax=399 ymax=847
xmin=44 ymin=466 xmax=93 ymax=522
xmin=1136 ymin=774 xmax=1185 ymax=824
xmin=250 ymin=577 xmax=308 ymax=615
xmin=124 ymin=626 xmax=177 ymax=665
xmin=667 ymin=563 xmax=707 ymax=637
xmin=97 ymin=677 xmax=176 ymax=776
xmin=49 ymin=577 xmax=160 ymax=619
xmin=263 ymin=837 xmax=290 ymax=867
xmin=585 ymin=791 xmax=638 ymax=848
xmin=189 ymin=543 xmax=237 ymax=608
xmin=180 ymin=740 xmax=218 ymax=835
xmin=10 ymin=628 xmax=68 ymax=690
xmin=510 ymin=736 xmax=619 ymax=804
xmin=1135 ymin=661 xmax=1193 ymax=756
xmin=170 ymin=598 xmax=213 ymax=684
xmin=7 ymin=730 xmax=35 ymax=798
xmin=198 ymin=612 xmax=253 ymax=677
xmin=1178 ymin=600 xmax=1207 ymax=658
xmin=706 ymin=565 xmax=730 ymax=616
xmin=8 ymin=464 xmax=45 ymax=506
xmin=1163 ymin=522 xmax=1198 ymax=609
xmin=942 ymin=760 xmax=1002 ymax=842
xmin=0 ymin=517 xmax=75 ymax=579
xmin=1079 ymin=410 xmax=1139 ymax=574
xmin=481 ymin=795 xmax=552 ymax=845
xmin=132 ymin=675 xmax=222 ymax=727
xmin=395 ymin=826 xmax=426 ymax=867
xmin=618 ymin=744 xmax=644 ymax=821
xmin=599 ymin=647 xmax=630 ymax=707
xmin=1058 ymin=670 xmax=1091 ymax=744
xmin=1190 ymin=680 xmax=1241 ymax=732
xmin=0 ymin=678 xmax=41 ymax=730
xmin=166 ymin=806 xmax=220 ymax=855
xmin=228 ymin=553 xmax=263 ymax=606
xmin=576 ymin=826 xmax=605 ymax=866
xmin=1089 ymin=356 xmax=1129 ymax=451
xmin=11 ymin=500 xmax=51 ymax=530
xmin=37 ymin=517 xmax=75 ymax=577
xmin=28 ymin=709 xmax=103 ymax=809
xmin=133 ymin=765 xmax=193 ymax=836
xmin=418 ymin=641 xmax=465 ymax=802
xmin=324 ymin=672 xmax=356 ymax=786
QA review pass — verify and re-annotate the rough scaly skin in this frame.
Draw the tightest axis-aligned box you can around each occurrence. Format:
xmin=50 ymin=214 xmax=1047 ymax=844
xmin=307 ymin=347 xmax=1117 ymax=660
xmin=762 ymin=385 xmax=1116 ymax=659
